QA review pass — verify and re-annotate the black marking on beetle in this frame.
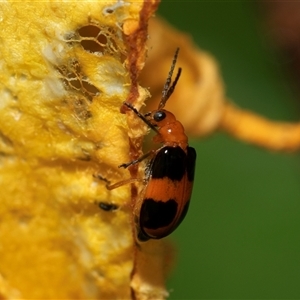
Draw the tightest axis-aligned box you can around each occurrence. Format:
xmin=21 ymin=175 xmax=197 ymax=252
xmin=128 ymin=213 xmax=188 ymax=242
xmin=150 ymin=146 xmax=186 ymax=181
xmin=187 ymin=147 xmax=197 ymax=181
xmin=140 ymin=199 xmax=178 ymax=230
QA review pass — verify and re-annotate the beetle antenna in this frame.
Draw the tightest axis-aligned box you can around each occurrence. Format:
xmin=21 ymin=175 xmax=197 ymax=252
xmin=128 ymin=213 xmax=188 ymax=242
xmin=123 ymin=102 xmax=159 ymax=133
xmin=159 ymin=48 xmax=181 ymax=110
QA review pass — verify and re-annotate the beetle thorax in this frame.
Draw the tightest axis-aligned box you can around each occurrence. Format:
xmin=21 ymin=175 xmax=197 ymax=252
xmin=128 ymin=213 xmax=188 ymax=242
xmin=154 ymin=120 xmax=188 ymax=148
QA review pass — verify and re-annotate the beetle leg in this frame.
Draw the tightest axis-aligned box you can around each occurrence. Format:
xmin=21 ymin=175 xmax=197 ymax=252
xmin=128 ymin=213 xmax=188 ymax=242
xmin=94 ymin=174 xmax=143 ymax=190
xmin=106 ymin=178 xmax=142 ymax=190
xmin=118 ymin=150 xmax=155 ymax=169
xmin=93 ymin=174 xmax=111 ymax=186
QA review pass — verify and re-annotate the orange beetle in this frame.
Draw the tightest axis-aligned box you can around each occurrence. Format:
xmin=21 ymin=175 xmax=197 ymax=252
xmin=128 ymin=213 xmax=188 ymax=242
xmin=121 ymin=48 xmax=196 ymax=241
xmin=101 ymin=49 xmax=196 ymax=241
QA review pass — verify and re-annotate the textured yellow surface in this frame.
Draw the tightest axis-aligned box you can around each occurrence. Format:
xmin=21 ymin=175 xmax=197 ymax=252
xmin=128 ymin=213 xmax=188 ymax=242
xmin=0 ymin=1 xmax=150 ymax=299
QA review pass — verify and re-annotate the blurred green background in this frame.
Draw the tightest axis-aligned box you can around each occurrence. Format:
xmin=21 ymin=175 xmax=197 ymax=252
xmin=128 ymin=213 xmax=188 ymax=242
xmin=157 ymin=2 xmax=300 ymax=299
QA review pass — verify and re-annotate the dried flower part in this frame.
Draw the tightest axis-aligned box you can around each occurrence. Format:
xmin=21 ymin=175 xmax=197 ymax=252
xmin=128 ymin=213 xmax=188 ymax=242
xmin=143 ymin=17 xmax=300 ymax=151
xmin=131 ymin=241 xmax=174 ymax=300
xmin=141 ymin=17 xmax=226 ymax=137
xmin=0 ymin=1 xmax=163 ymax=299
xmin=220 ymin=102 xmax=300 ymax=151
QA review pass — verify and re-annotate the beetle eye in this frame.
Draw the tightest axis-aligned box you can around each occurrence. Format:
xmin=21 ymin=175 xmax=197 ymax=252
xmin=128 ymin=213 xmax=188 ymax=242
xmin=153 ymin=111 xmax=166 ymax=122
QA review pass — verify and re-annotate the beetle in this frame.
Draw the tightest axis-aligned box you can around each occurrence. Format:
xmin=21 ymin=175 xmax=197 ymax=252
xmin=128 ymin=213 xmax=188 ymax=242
xmin=105 ymin=48 xmax=196 ymax=241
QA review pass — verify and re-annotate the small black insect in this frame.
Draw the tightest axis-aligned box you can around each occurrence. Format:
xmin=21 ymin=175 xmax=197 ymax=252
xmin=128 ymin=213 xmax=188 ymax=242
xmin=98 ymin=202 xmax=118 ymax=211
